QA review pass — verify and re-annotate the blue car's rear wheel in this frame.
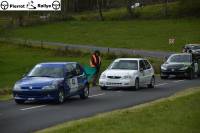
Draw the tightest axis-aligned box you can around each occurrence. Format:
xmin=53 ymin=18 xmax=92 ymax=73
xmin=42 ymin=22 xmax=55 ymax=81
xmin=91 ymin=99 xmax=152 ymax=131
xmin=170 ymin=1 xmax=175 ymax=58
xmin=80 ymin=85 xmax=89 ymax=99
xmin=15 ymin=99 xmax=25 ymax=104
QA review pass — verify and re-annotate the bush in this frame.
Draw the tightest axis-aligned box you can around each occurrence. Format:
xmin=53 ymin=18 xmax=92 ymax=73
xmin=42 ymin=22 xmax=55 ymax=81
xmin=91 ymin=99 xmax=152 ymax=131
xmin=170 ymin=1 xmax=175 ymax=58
xmin=178 ymin=0 xmax=200 ymax=17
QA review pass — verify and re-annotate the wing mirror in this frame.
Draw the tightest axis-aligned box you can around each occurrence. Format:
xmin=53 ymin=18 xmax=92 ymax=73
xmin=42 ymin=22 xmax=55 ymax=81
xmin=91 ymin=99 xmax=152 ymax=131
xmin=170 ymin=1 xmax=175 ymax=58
xmin=140 ymin=68 xmax=144 ymax=72
xmin=22 ymin=74 xmax=27 ymax=78
xmin=164 ymin=56 xmax=169 ymax=61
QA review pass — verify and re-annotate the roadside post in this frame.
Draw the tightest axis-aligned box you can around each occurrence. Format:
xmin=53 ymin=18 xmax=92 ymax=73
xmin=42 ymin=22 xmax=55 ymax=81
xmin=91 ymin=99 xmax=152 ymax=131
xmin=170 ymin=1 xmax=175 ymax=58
xmin=169 ymin=38 xmax=175 ymax=45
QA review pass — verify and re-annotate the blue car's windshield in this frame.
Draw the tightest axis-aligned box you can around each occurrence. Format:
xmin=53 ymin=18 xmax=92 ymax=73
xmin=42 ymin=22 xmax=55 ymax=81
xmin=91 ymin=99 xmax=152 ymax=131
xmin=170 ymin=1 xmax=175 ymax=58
xmin=28 ymin=64 xmax=64 ymax=78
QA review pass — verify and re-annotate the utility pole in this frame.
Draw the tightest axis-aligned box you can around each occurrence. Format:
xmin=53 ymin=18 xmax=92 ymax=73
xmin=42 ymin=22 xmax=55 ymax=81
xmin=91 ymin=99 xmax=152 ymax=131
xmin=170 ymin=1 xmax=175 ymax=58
xmin=97 ymin=0 xmax=104 ymax=21
xmin=164 ymin=0 xmax=168 ymax=17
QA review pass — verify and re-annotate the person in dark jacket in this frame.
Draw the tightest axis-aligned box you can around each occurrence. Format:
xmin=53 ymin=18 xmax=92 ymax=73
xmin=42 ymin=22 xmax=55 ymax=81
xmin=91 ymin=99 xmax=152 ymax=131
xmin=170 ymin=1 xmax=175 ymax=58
xmin=90 ymin=50 xmax=101 ymax=86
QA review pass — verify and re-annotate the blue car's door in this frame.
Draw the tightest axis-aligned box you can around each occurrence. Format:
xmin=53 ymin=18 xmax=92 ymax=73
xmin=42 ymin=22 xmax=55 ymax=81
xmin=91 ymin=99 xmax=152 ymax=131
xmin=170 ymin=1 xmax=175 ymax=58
xmin=65 ymin=64 xmax=79 ymax=94
xmin=72 ymin=63 xmax=86 ymax=90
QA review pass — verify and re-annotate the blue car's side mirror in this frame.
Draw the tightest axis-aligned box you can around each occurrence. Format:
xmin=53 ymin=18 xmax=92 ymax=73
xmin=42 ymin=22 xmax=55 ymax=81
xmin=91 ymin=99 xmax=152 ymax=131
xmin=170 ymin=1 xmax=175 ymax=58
xmin=22 ymin=74 xmax=27 ymax=78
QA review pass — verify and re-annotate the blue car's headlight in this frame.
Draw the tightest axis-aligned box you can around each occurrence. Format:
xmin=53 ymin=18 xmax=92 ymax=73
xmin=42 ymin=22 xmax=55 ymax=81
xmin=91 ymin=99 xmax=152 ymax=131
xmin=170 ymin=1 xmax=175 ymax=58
xmin=13 ymin=84 xmax=21 ymax=91
xmin=42 ymin=81 xmax=58 ymax=91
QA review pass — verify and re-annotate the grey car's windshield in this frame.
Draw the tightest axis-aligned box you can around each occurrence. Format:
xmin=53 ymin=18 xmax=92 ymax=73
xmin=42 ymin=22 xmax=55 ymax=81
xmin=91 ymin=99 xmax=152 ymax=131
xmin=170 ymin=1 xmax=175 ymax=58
xmin=167 ymin=55 xmax=192 ymax=63
xmin=110 ymin=60 xmax=138 ymax=70
xmin=191 ymin=45 xmax=200 ymax=50
xmin=28 ymin=65 xmax=64 ymax=78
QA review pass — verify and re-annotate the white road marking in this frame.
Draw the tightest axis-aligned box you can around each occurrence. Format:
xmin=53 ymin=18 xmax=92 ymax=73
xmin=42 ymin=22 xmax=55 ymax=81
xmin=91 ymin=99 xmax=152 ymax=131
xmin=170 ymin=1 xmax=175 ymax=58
xmin=173 ymin=80 xmax=185 ymax=83
xmin=20 ymin=105 xmax=46 ymax=111
xmin=155 ymin=83 xmax=168 ymax=87
xmin=89 ymin=93 xmax=105 ymax=98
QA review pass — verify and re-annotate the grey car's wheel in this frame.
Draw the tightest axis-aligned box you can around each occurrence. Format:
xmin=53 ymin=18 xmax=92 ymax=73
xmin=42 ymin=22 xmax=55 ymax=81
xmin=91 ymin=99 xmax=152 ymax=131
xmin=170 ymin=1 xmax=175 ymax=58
xmin=148 ymin=76 xmax=155 ymax=88
xmin=134 ymin=78 xmax=140 ymax=90
xmin=15 ymin=99 xmax=25 ymax=104
xmin=56 ymin=89 xmax=65 ymax=104
xmin=188 ymin=70 xmax=194 ymax=80
xmin=80 ymin=85 xmax=89 ymax=99
xmin=161 ymin=75 xmax=168 ymax=79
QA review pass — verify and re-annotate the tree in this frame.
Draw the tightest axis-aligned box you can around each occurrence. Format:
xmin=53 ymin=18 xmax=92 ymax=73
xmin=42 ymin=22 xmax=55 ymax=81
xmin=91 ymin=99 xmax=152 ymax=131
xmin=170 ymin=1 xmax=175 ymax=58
xmin=163 ymin=0 xmax=168 ymax=17
xmin=178 ymin=0 xmax=200 ymax=16
xmin=126 ymin=0 xmax=134 ymax=17
xmin=97 ymin=0 xmax=104 ymax=21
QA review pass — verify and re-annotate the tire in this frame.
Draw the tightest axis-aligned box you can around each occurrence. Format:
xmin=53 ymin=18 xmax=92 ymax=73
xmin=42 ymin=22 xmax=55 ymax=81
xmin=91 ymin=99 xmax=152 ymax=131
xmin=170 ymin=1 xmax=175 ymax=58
xmin=80 ymin=85 xmax=89 ymax=99
xmin=148 ymin=76 xmax=155 ymax=88
xmin=161 ymin=75 xmax=168 ymax=79
xmin=55 ymin=89 xmax=65 ymax=104
xmin=100 ymin=86 xmax=107 ymax=90
xmin=134 ymin=78 xmax=140 ymax=90
xmin=188 ymin=70 xmax=194 ymax=80
xmin=15 ymin=99 xmax=25 ymax=104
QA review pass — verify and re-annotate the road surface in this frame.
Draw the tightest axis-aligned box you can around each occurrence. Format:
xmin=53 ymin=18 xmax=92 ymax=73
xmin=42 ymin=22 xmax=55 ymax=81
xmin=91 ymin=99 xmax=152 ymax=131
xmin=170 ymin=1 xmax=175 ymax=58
xmin=0 ymin=77 xmax=200 ymax=133
xmin=0 ymin=38 xmax=174 ymax=58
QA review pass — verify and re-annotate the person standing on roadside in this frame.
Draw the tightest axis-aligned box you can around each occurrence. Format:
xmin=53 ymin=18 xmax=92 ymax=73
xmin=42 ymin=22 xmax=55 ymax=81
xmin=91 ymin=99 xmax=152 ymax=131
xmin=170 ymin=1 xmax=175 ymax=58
xmin=90 ymin=50 xmax=101 ymax=86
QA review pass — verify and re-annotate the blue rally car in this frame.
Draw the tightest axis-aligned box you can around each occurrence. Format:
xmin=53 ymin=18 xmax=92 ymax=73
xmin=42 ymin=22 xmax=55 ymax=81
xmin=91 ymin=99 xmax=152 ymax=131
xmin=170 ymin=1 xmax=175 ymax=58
xmin=13 ymin=62 xmax=89 ymax=104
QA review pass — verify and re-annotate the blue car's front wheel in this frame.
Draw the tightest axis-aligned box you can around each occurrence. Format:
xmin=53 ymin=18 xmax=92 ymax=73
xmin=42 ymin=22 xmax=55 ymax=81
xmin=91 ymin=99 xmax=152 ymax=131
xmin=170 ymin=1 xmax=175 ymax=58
xmin=55 ymin=89 xmax=65 ymax=104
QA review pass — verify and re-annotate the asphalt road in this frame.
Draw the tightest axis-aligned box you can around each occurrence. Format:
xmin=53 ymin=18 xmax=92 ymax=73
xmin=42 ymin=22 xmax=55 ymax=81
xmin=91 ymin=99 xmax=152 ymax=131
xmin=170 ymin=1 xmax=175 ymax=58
xmin=0 ymin=77 xmax=200 ymax=133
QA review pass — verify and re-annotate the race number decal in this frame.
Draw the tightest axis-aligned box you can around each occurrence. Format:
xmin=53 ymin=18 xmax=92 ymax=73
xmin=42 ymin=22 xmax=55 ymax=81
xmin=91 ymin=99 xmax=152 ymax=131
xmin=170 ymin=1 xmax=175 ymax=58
xmin=69 ymin=78 xmax=78 ymax=91
xmin=72 ymin=79 xmax=76 ymax=85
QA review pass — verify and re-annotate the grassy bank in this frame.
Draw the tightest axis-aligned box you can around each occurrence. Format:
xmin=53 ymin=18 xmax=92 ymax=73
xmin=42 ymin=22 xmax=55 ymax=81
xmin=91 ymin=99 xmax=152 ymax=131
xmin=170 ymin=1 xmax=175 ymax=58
xmin=3 ymin=19 xmax=200 ymax=52
xmin=37 ymin=88 xmax=200 ymax=133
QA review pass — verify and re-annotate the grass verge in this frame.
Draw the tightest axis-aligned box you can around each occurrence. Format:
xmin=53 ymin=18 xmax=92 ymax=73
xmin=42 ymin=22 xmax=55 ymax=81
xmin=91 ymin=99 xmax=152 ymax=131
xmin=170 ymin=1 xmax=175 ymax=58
xmin=0 ymin=94 xmax=12 ymax=101
xmin=37 ymin=87 xmax=200 ymax=133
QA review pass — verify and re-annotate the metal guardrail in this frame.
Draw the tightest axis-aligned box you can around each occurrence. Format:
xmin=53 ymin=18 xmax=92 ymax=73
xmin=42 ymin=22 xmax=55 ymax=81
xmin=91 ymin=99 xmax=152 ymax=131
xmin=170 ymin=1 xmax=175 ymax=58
xmin=0 ymin=37 xmax=174 ymax=58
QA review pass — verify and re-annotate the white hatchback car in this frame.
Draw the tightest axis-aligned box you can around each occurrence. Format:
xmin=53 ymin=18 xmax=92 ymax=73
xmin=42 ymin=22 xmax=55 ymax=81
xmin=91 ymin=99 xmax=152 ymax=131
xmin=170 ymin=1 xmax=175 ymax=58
xmin=99 ymin=58 xmax=155 ymax=90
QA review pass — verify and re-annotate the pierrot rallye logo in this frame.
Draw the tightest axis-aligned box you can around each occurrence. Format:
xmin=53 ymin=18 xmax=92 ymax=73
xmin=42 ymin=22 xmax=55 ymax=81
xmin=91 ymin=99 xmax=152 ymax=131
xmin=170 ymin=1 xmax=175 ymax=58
xmin=52 ymin=1 xmax=60 ymax=10
xmin=0 ymin=0 xmax=61 ymax=11
xmin=0 ymin=1 xmax=9 ymax=10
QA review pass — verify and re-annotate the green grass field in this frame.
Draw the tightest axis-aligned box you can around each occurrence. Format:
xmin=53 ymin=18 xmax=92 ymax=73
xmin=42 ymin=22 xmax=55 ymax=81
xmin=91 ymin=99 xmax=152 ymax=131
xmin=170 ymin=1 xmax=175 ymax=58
xmin=38 ymin=88 xmax=200 ymax=133
xmin=3 ymin=19 xmax=200 ymax=52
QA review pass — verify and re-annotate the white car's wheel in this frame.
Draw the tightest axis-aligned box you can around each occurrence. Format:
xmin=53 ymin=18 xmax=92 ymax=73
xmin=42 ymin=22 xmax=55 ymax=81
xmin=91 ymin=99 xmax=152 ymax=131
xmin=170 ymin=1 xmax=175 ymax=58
xmin=100 ymin=86 xmax=107 ymax=90
xmin=135 ymin=78 xmax=140 ymax=90
xmin=148 ymin=76 xmax=155 ymax=88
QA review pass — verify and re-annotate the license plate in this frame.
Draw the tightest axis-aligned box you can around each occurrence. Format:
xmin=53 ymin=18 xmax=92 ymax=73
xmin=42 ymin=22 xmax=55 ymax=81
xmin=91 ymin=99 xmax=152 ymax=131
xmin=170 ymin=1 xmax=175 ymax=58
xmin=28 ymin=98 xmax=35 ymax=101
xmin=171 ymin=69 xmax=175 ymax=72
